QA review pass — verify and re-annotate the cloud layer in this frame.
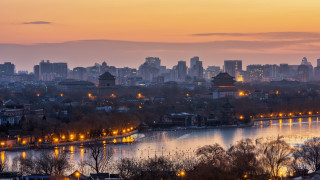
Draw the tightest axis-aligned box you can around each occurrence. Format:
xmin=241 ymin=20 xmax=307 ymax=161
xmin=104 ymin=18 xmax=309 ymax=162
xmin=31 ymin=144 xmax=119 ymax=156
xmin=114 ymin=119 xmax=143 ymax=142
xmin=23 ymin=21 xmax=51 ymax=25
xmin=1 ymin=32 xmax=320 ymax=72
xmin=191 ymin=32 xmax=320 ymax=40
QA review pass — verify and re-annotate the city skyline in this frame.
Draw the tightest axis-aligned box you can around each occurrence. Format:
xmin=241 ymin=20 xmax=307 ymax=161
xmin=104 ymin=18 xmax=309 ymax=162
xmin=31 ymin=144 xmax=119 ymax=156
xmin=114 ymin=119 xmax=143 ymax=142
xmin=1 ymin=39 xmax=320 ymax=72
xmin=2 ymin=0 xmax=320 ymax=71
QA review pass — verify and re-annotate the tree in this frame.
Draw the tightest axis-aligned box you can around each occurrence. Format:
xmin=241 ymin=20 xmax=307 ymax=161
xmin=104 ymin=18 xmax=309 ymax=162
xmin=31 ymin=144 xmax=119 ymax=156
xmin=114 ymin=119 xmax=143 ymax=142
xmin=196 ymin=143 xmax=227 ymax=167
xmin=228 ymin=139 xmax=264 ymax=179
xmin=34 ymin=150 xmax=70 ymax=176
xmin=12 ymin=154 xmax=35 ymax=175
xmin=294 ymin=138 xmax=320 ymax=172
xmin=261 ymin=138 xmax=292 ymax=177
xmin=116 ymin=158 xmax=142 ymax=179
xmin=85 ymin=141 xmax=113 ymax=174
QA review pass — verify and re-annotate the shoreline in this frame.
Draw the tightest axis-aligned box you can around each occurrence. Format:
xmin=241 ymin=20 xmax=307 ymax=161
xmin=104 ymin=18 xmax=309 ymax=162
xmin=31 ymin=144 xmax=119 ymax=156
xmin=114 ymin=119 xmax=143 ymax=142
xmin=1 ymin=115 xmax=320 ymax=152
xmin=0 ymin=130 xmax=137 ymax=152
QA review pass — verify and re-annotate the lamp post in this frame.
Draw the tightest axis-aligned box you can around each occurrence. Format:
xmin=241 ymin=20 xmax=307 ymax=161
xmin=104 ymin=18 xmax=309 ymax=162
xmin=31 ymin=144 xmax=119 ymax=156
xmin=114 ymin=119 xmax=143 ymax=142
xmin=75 ymin=172 xmax=80 ymax=180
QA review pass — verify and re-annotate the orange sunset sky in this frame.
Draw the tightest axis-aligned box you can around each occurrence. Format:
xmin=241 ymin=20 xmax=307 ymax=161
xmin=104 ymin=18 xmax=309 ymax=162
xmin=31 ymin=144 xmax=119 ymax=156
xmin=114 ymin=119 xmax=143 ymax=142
xmin=1 ymin=0 xmax=320 ymax=71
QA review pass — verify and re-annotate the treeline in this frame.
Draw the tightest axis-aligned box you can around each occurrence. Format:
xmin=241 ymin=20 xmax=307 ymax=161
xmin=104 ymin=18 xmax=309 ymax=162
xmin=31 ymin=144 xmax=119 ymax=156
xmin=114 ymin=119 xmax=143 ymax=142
xmin=1 ymin=138 xmax=320 ymax=179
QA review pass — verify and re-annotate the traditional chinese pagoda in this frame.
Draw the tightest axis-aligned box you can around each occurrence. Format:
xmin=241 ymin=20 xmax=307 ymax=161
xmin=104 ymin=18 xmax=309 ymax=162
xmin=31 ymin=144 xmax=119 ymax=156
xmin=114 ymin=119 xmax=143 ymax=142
xmin=99 ymin=71 xmax=116 ymax=87
xmin=212 ymin=72 xmax=237 ymax=99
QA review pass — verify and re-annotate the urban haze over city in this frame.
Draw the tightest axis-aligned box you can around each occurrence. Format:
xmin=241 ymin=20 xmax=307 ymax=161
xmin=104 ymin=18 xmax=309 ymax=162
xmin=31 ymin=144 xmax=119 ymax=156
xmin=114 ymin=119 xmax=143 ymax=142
xmin=2 ymin=1 xmax=320 ymax=180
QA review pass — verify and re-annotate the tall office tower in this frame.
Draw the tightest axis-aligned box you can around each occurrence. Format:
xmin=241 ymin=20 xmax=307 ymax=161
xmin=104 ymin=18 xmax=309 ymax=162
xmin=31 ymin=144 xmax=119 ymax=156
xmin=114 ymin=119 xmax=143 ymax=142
xmin=317 ymin=58 xmax=320 ymax=67
xmin=263 ymin=64 xmax=279 ymax=81
xmin=223 ymin=60 xmax=242 ymax=79
xmin=145 ymin=57 xmax=161 ymax=68
xmin=100 ymin=61 xmax=108 ymax=73
xmin=0 ymin=62 xmax=15 ymax=76
xmin=204 ymin=66 xmax=221 ymax=80
xmin=279 ymin=64 xmax=289 ymax=80
xmin=298 ymin=57 xmax=313 ymax=81
xmin=53 ymin=63 xmax=68 ymax=78
xmin=33 ymin=65 xmax=40 ymax=80
xmin=138 ymin=57 xmax=161 ymax=81
xmin=177 ymin=61 xmax=187 ymax=81
xmin=39 ymin=60 xmax=53 ymax=81
xmin=314 ymin=66 xmax=320 ymax=81
xmin=246 ymin=64 xmax=263 ymax=82
xmin=39 ymin=60 xmax=68 ymax=81
xmin=189 ymin=56 xmax=204 ymax=79
xmin=73 ymin=67 xmax=87 ymax=80
xmin=190 ymin=56 xmax=200 ymax=68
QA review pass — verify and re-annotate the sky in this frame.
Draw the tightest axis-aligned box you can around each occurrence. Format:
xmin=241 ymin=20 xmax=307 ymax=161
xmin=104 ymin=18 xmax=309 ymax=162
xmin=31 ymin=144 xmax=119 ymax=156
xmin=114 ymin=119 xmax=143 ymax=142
xmin=1 ymin=0 xmax=320 ymax=71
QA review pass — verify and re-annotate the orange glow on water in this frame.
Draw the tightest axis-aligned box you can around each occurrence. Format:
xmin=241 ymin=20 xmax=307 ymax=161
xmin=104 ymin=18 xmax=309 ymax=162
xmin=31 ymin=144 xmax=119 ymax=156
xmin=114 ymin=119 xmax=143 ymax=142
xmin=1 ymin=152 xmax=5 ymax=164
xmin=22 ymin=152 xmax=26 ymax=159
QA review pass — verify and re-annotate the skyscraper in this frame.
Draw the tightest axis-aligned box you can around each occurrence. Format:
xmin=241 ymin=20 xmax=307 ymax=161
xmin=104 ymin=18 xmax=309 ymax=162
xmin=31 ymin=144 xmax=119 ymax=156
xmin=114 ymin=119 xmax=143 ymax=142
xmin=224 ymin=60 xmax=242 ymax=79
xmin=279 ymin=64 xmax=289 ymax=80
xmin=298 ymin=57 xmax=313 ymax=81
xmin=189 ymin=56 xmax=203 ymax=79
xmin=33 ymin=65 xmax=40 ymax=80
xmin=0 ymin=62 xmax=15 ymax=76
xmin=39 ymin=60 xmax=68 ymax=81
xmin=177 ymin=61 xmax=187 ymax=81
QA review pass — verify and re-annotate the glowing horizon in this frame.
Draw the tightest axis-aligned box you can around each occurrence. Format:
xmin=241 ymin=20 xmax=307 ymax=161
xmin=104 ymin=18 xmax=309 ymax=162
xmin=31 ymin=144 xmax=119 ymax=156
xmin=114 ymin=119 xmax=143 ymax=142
xmin=1 ymin=0 xmax=320 ymax=44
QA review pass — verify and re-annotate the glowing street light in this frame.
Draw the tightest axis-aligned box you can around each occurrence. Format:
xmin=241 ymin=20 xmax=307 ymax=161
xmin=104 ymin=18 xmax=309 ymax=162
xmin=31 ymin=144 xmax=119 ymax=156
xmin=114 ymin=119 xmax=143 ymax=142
xmin=177 ymin=170 xmax=186 ymax=177
xmin=70 ymin=134 xmax=74 ymax=141
xmin=75 ymin=171 xmax=80 ymax=180
xmin=239 ymin=91 xmax=245 ymax=96
xmin=239 ymin=116 xmax=244 ymax=120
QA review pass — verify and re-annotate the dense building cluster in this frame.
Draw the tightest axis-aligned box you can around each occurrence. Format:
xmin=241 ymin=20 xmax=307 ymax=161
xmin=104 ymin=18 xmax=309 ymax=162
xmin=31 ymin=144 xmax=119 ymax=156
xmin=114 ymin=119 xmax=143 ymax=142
xmin=0 ymin=56 xmax=319 ymax=85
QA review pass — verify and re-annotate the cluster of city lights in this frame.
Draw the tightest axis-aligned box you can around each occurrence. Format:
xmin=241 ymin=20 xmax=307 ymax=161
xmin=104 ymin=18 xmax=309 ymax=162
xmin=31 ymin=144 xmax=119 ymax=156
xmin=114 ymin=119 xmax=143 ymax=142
xmin=239 ymin=111 xmax=317 ymax=120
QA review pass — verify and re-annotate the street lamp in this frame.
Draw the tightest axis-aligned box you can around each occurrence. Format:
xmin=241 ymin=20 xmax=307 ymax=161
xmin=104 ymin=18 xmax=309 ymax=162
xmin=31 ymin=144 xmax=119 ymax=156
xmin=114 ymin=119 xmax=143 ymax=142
xmin=75 ymin=171 xmax=80 ymax=180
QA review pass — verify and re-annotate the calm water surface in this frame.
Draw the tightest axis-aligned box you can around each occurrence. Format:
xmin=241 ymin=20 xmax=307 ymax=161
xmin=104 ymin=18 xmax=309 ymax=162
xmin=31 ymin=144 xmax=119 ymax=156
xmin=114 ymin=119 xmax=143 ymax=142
xmin=2 ymin=117 xmax=320 ymax=171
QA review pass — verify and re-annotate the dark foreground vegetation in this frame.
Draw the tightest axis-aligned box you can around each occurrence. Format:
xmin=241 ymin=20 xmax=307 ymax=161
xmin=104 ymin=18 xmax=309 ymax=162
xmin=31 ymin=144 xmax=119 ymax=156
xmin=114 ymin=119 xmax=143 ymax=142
xmin=1 ymin=137 xmax=320 ymax=179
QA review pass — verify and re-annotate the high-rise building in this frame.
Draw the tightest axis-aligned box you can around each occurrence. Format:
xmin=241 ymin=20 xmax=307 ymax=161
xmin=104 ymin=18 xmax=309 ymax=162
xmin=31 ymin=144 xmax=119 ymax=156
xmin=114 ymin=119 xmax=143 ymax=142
xmin=145 ymin=57 xmax=161 ymax=68
xmin=224 ymin=60 xmax=242 ymax=80
xmin=38 ymin=60 xmax=68 ymax=81
xmin=53 ymin=63 xmax=68 ymax=78
xmin=33 ymin=65 xmax=40 ymax=80
xmin=138 ymin=57 xmax=161 ymax=82
xmin=190 ymin=56 xmax=200 ymax=68
xmin=317 ymin=58 xmax=320 ymax=67
xmin=177 ymin=61 xmax=187 ymax=81
xmin=314 ymin=66 xmax=320 ymax=81
xmin=100 ymin=61 xmax=108 ymax=73
xmin=204 ymin=66 xmax=220 ymax=80
xmin=263 ymin=64 xmax=279 ymax=80
xmin=189 ymin=56 xmax=203 ymax=79
xmin=0 ymin=62 xmax=15 ymax=76
xmin=279 ymin=64 xmax=289 ymax=80
xmin=298 ymin=57 xmax=313 ymax=81
xmin=246 ymin=65 xmax=263 ymax=81
xmin=73 ymin=67 xmax=87 ymax=80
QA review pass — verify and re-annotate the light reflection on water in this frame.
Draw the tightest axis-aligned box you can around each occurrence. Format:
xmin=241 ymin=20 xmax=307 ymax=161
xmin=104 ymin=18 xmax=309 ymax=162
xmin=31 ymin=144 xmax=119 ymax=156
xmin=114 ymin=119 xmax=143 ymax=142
xmin=2 ymin=117 xmax=320 ymax=166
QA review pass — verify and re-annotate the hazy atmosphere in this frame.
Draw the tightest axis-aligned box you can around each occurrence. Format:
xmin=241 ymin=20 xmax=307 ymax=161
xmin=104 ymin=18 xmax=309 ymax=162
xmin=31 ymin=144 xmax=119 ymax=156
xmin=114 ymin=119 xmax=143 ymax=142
xmin=1 ymin=0 xmax=320 ymax=71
